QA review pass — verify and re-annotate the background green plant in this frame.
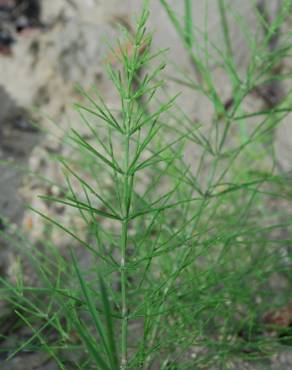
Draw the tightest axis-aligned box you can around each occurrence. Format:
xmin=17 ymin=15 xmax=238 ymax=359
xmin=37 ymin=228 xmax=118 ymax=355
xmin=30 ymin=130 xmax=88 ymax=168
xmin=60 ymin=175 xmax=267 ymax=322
xmin=1 ymin=1 xmax=291 ymax=369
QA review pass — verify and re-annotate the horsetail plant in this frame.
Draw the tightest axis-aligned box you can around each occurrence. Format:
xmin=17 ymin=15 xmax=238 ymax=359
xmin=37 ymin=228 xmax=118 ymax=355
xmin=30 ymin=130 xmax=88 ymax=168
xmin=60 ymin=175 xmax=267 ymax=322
xmin=1 ymin=2 xmax=291 ymax=369
xmin=39 ymin=8 xmax=188 ymax=369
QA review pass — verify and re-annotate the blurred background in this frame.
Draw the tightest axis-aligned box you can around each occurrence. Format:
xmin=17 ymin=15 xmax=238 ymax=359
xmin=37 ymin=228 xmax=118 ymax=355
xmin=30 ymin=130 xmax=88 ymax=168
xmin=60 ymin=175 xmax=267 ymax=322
xmin=0 ymin=1 xmax=291 ymax=368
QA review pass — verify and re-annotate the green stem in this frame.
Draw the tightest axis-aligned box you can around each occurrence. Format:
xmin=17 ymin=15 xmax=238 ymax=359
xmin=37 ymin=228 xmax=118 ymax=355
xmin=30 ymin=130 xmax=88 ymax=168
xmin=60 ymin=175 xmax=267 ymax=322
xmin=121 ymin=219 xmax=128 ymax=369
xmin=121 ymin=134 xmax=131 ymax=369
xmin=184 ymin=0 xmax=193 ymax=48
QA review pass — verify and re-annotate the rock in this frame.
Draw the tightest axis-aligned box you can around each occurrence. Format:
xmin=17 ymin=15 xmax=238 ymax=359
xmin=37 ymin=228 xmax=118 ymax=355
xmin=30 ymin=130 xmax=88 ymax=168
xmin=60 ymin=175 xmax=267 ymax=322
xmin=0 ymin=2 xmax=290 ymax=369
xmin=0 ymin=86 xmax=40 ymax=224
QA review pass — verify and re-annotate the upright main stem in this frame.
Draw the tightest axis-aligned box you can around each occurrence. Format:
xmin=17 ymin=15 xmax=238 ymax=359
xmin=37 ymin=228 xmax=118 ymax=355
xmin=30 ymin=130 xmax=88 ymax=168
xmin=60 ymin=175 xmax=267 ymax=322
xmin=121 ymin=219 xmax=128 ymax=369
xmin=121 ymin=48 xmax=139 ymax=366
xmin=121 ymin=134 xmax=131 ymax=369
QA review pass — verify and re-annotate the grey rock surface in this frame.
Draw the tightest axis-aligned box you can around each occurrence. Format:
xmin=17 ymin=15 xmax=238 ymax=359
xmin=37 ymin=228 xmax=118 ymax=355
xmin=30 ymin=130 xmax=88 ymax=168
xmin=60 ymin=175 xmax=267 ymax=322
xmin=0 ymin=86 xmax=39 ymax=223
xmin=0 ymin=0 xmax=290 ymax=369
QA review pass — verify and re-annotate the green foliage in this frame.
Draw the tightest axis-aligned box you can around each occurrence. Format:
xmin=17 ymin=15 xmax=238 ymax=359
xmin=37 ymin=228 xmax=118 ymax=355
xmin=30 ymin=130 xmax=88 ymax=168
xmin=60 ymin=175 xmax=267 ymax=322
xmin=1 ymin=1 xmax=291 ymax=369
